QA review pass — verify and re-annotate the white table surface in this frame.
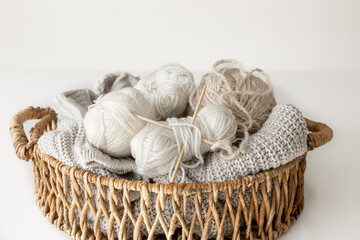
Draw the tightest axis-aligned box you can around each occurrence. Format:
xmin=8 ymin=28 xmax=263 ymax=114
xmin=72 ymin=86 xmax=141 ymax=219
xmin=0 ymin=70 xmax=359 ymax=239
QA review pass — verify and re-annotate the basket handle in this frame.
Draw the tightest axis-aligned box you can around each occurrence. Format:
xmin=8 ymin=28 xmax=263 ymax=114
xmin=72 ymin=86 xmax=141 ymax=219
xmin=306 ymin=118 xmax=333 ymax=151
xmin=9 ymin=107 xmax=57 ymax=161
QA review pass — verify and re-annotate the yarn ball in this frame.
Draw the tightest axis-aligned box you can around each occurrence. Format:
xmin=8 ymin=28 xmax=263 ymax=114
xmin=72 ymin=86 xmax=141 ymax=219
xmin=135 ymin=63 xmax=195 ymax=120
xmin=84 ymin=88 xmax=155 ymax=158
xmin=131 ymin=105 xmax=237 ymax=180
xmin=189 ymin=59 xmax=276 ymax=139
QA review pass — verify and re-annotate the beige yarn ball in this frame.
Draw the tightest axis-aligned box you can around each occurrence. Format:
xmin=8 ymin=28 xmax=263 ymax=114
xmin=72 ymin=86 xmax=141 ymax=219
xmin=189 ymin=59 xmax=276 ymax=139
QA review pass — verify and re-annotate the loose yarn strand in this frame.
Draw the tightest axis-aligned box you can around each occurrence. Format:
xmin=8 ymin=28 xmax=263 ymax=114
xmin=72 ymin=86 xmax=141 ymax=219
xmin=88 ymin=94 xmax=104 ymax=111
xmin=214 ymin=59 xmax=247 ymax=79
xmin=213 ymin=63 xmax=253 ymax=153
xmin=250 ymin=68 xmax=273 ymax=89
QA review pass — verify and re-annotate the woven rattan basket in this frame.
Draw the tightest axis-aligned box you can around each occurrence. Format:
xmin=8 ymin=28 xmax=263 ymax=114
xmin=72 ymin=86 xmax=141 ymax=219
xmin=10 ymin=107 xmax=333 ymax=240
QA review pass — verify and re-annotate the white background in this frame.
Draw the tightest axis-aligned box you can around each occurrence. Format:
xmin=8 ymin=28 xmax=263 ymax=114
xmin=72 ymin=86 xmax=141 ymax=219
xmin=1 ymin=0 xmax=360 ymax=239
xmin=1 ymin=0 xmax=360 ymax=72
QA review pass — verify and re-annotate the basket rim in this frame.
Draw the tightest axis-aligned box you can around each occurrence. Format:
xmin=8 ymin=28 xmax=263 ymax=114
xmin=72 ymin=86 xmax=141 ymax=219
xmin=34 ymin=145 xmax=306 ymax=195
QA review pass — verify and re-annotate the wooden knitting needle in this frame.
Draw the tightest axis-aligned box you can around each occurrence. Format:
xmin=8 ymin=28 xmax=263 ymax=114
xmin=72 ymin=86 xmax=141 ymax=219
xmin=169 ymin=85 xmax=207 ymax=183
xmin=132 ymin=113 xmax=231 ymax=152
xmin=156 ymin=87 xmax=206 ymax=221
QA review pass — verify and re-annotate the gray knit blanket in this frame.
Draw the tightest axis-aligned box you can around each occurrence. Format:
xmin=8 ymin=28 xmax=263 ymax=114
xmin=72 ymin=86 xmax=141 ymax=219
xmin=37 ymin=72 xmax=308 ymax=238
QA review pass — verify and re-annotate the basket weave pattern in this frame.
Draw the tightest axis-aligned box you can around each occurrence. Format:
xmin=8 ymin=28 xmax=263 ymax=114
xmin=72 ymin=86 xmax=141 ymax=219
xmin=10 ymin=107 xmax=333 ymax=240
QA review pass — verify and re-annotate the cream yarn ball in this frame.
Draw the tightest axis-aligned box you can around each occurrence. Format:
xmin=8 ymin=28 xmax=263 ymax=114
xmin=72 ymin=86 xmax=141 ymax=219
xmin=131 ymin=105 xmax=237 ymax=180
xmin=84 ymin=88 xmax=155 ymax=158
xmin=135 ymin=63 xmax=195 ymax=120
xmin=189 ymin=59 xmax=276 ymax=139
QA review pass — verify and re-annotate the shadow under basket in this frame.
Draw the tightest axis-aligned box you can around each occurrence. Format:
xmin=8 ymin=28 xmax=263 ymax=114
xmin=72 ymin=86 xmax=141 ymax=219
xmin=10 ymin=107 xmax=333 ymax=240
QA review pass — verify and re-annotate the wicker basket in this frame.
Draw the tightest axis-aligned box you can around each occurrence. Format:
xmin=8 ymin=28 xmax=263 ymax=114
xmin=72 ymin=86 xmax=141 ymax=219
xmin=10 ymin=107 xmax=333 ymax=240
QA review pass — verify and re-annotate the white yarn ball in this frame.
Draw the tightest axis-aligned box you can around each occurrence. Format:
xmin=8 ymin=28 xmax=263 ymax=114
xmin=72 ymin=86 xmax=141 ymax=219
xmin=135 ymin=63 xmax=195 ymax=120
xmin=84 ymin=88 xmax=155 ymax=158
xmin=131 ymin=105 xmax=237 ymax=179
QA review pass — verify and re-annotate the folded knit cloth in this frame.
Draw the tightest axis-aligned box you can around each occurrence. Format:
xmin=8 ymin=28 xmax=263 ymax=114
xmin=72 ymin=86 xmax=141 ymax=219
xmin=38 ymin=72 xmax=308 ymax=238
